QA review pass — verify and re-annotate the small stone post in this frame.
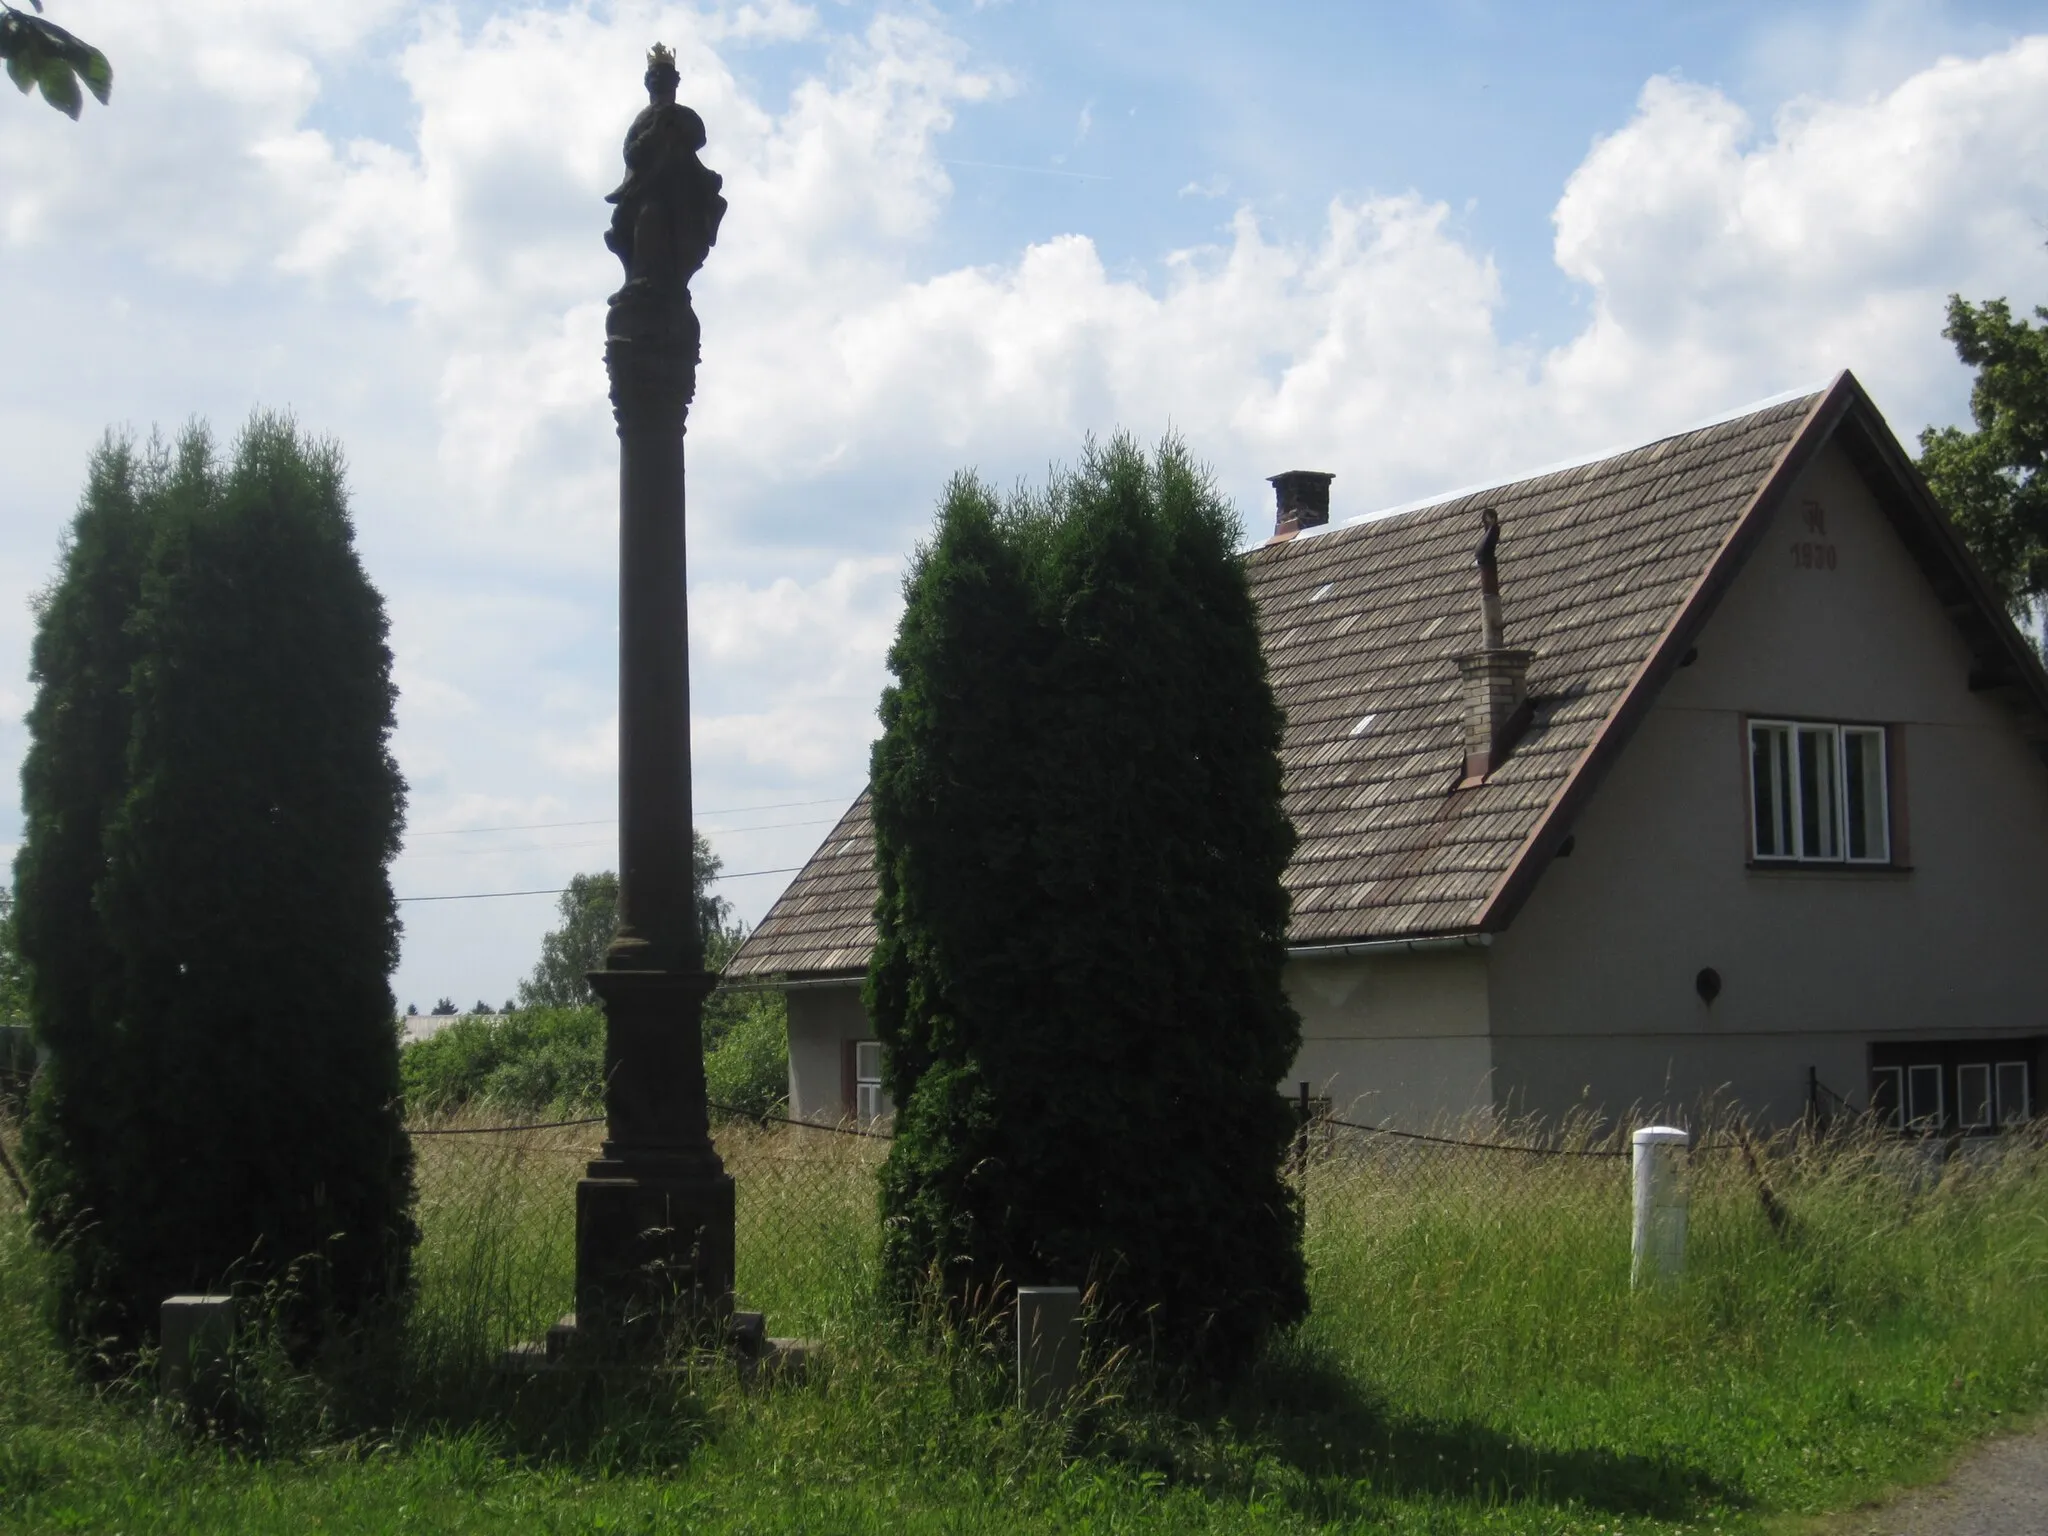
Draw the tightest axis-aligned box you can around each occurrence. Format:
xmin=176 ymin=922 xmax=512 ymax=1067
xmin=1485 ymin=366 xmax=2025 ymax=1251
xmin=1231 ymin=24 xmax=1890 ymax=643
xmin=1630 ymin=1125 xmax=1690 ymax=1288
xmin=572 ymin=43 xmax=735 ymax=1347
xmin=1017 ymin=1286 xmax=1081 ymax=1412
xmin=160 ymin=1294 xmax=236 ymax=1402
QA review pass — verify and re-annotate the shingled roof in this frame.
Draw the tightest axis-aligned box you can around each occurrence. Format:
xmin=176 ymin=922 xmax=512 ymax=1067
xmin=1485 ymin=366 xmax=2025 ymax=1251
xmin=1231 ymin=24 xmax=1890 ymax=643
xmin=726 ymin=373 xmax=2047 ymax=981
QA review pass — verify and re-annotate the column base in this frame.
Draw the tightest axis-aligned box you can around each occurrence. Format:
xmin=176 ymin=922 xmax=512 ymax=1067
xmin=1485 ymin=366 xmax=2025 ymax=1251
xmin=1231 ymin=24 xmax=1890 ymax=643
xmin=574 ymin=1163 xmax=736 ymax=1344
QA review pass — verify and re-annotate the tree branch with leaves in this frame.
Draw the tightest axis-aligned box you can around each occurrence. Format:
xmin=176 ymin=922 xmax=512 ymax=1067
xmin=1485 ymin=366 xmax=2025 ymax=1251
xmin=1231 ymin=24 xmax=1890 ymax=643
xmin=1920 ymin=295 xmax=2048 ymax=623
xmin=2 ymin=1 xmax=110 ymax=119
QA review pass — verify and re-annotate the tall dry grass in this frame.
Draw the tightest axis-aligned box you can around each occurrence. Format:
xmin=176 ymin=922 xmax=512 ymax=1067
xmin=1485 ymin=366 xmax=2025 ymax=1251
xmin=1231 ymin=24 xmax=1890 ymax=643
xmin=5 ymin=1102 xmax=2048 ymax=1531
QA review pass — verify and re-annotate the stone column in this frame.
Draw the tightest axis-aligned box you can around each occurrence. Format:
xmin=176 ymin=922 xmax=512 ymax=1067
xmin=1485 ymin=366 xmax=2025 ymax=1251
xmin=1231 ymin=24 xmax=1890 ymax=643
xmin=574 ymin=43 xmax=734 ymax=1343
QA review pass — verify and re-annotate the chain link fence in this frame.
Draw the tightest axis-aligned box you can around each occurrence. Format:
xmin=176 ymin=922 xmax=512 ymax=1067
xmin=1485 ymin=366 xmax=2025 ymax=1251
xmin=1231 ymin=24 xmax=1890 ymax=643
xmin=402 ymin=1107 xmax=891 ymax=1343
xmin=389 ymin=1097 xmax=2047 ymax=1354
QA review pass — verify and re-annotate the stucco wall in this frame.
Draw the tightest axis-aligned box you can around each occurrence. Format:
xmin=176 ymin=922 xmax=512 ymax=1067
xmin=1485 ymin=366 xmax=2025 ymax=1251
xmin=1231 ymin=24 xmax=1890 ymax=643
xmin=1285 ymin=951 xmax=1495 ymax=1129
xmin=1487 ymin=440 xmax=2048 ymax=1123
xmin=777 ymin=961 xmax=1494 ymax=1131
xmin=785 ymin=983 xmax=871 ymax=1122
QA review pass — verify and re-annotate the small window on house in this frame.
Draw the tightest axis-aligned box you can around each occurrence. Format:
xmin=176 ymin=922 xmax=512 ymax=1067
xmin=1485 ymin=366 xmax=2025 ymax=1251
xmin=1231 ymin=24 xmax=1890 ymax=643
xmin=1750 ymin=719 xmax=1890 ymax=864
xmin=1873 ymin=1043 xmax=2041 ymax=1134
xmin=854 ymin=1040 xmax=892 ymax=1128
xmin=1997 ymin=1061 xmax=2032 ymax=1125
xmin=1957 ymin=1063 xmax=1994 ymax=1130
xmin=1906 ymin=1063 xmax=1943 ymax=1132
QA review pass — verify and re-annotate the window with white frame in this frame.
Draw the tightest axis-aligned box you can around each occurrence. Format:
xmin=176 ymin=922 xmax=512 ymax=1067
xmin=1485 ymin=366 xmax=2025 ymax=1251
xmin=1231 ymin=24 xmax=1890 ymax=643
xmin=1750 ymin=719 xmax=1890 ymax=863
xmin=1870 ymin=1046 xmax=2036 ymax=1134
xmin=1997 ymin=1062 xmax=2032 ymax=1125
xmin=1957 ymin=1063 xmax=1994 ymax=1130
xmin=854 ymin=1040 xmax=892 ymax=1128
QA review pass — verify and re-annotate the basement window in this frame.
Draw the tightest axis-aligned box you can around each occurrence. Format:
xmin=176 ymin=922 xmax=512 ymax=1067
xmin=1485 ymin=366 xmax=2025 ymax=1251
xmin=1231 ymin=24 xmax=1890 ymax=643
xmin=1749 ymin=719 xmax=1890 ymax=864
xmin=1870 ymin=1042 xmax=2037 ymax=1134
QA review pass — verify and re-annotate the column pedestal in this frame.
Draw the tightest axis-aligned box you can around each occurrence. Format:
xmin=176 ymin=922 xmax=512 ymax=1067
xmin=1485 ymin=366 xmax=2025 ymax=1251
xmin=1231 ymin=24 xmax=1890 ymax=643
xmin=573 ymin=968 xmax=733 ymax=1344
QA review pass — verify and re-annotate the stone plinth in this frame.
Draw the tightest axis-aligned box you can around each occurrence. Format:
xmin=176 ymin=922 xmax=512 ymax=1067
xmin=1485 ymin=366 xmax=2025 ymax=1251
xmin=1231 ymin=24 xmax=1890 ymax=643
xmin=160 ymin=1293 xmax=235 ymax=1402
xmin=574 ymin=967 xmax=733 ymax=1340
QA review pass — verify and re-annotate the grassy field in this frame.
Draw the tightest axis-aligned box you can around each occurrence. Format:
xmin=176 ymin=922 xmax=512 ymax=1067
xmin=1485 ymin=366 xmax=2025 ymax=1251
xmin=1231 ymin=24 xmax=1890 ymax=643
xmin=2 ymin=1111 xmax=2045 ymax=1534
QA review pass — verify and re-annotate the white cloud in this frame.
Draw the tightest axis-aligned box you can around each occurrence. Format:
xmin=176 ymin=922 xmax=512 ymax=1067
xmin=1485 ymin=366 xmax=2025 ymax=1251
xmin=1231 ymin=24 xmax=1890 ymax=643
xmin=4 ymin=3 xmax=2047 ymax=1004
xmin=1546 ymin=41 xmax=2048 ymax=433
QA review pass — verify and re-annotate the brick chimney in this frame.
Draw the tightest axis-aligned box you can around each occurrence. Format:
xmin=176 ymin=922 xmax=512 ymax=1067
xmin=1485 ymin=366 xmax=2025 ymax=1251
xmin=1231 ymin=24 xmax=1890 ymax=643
xmin=1453 ymin=508 xmax=1535 ymax=784
xmin=1268 ymin=470 xmax=1334 ymax=541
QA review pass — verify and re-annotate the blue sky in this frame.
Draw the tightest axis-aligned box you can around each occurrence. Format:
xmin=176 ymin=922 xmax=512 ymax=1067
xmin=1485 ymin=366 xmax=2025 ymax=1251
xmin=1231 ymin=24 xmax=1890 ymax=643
xmin=2 ymin=0 xmax=2045 ymax=1010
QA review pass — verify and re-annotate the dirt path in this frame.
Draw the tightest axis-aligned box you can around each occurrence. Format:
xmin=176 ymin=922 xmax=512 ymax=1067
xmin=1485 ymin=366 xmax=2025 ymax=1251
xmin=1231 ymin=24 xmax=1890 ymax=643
xmin=1807 ymin=1422 xmax=2048 ymax=1535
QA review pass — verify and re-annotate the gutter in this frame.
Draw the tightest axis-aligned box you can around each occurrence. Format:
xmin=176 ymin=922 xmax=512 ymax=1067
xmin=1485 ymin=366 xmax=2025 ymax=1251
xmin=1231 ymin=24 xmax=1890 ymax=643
xmin=722 ymin=932 xmax=1494 ymax=991
xmin=1285 ymin=934 xmax=1493 ymax=961
xmin=715 ymin=972 xmax=863 ymax=994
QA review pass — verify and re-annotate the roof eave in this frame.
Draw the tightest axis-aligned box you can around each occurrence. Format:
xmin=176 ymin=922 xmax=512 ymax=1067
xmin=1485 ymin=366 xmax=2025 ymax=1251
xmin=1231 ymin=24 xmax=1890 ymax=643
xmin=716 ymin=967 xmax=866 ymax=993
xmin=1829 ymin=376 xmax=2048 ymax=745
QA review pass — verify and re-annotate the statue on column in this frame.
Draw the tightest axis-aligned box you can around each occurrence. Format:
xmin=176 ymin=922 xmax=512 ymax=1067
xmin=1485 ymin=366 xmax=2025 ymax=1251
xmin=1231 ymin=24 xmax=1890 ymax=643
xmin=604 ymin=43 xmax=727 ymax=354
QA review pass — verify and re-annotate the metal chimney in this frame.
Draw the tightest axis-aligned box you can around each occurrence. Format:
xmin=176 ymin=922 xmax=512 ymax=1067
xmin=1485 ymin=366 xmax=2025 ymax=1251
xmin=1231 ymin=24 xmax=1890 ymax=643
xmin=1453 ymin=508 xmax=1535 ymax=784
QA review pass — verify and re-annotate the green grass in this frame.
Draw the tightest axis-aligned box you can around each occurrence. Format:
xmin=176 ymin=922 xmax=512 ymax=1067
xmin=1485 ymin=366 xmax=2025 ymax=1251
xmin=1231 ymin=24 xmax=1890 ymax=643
xmin=2 ymin=1112 xmax=2045 ymax=1534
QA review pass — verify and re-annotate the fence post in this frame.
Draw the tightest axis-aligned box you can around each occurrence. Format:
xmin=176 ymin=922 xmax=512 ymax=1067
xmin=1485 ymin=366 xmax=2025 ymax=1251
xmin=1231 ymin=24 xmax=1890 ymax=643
xmin=1630 ymin=1126 xmax=1689 ymax=1289
xmin=1294 ymin=1081 xmax=1311 ymax=1177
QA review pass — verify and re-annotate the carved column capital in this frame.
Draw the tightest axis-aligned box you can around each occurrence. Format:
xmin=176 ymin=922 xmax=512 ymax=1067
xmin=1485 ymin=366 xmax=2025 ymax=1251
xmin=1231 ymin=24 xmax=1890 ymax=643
xmin=605 ymin=333 xmax=697 ymax=435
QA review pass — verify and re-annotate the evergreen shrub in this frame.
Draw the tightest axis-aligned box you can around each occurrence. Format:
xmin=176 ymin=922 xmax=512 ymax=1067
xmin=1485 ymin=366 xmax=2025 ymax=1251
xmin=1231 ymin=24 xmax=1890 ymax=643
xmin=867 ymin=434 xmax=1305 ymax=1382
xmin=15 ymin=435 xmax=165 ymax=1337
xmin=17 ymin=418 xmax=415 ymax=1348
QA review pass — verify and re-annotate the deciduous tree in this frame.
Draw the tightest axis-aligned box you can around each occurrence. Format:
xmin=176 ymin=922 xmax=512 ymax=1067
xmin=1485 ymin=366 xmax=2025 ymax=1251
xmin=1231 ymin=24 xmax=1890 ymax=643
xmin=1919 ymin=295 xmax=2048 ymax=620
xmin=2 ymin=2 xmax=109 ymax=118
xmin=516 ymin=837 xmax=728 ymax=1009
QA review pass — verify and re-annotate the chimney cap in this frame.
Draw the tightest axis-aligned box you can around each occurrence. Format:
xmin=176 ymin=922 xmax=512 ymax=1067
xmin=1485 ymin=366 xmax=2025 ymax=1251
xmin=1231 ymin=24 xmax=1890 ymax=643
xmin=1267 ymin=469 xmax=1336 ymax=492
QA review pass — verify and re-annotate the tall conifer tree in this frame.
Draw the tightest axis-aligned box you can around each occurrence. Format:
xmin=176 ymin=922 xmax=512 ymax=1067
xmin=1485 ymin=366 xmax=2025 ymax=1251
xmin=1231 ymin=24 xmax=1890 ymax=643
xmin=869 ymin=436 xmax=1305 ymax=1382
xmin=16 ymin=433 xmax=179 ymax=1335
xmin=18 ymin=416 xmax=415 ymax=1346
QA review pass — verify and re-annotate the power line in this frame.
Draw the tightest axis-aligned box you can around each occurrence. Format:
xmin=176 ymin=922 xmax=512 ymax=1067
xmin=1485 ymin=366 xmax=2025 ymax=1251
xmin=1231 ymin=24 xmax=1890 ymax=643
xmin=410 ymin=818 xmax=611 ymax=838
xmin=408 ymin=795 xmax=854 ymax=838
xmin=395 ymin=864 xmax=807 ymax=904
xmin=401 ymin=816 xmax=838 ymax=861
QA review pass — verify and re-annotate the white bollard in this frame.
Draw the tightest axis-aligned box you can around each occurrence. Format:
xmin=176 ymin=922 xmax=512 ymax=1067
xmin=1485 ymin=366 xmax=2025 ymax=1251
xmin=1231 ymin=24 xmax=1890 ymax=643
xmin=1016 ymin=1286 xmax=1081 ymax=1411
xmin=1631 ymin=1126 xmax=1689 ymax=1289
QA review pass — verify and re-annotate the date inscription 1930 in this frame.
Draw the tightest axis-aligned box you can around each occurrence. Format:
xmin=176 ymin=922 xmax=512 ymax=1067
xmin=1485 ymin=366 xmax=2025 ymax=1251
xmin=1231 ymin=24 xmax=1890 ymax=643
xmin=1791 ymin=499 xmax=1836 ymax=572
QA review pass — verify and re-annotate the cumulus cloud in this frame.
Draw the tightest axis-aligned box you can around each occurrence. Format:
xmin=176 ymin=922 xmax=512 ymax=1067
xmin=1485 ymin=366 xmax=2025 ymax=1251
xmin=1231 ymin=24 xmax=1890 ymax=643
xmin=1548 ymin=41 xmax=2048 ymax=432
xmin=3 ymin=2 xmax=2046 ymax=1001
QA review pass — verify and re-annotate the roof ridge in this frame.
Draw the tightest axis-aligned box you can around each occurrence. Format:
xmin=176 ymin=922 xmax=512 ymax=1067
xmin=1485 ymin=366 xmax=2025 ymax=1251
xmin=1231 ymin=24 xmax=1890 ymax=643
xmin=1288 ymin=381 xmax=1831 ymax=546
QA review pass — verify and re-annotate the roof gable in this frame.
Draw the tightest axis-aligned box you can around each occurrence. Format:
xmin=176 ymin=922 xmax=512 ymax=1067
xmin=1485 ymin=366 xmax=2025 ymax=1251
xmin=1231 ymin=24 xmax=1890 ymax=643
xmin=1254 ymin=388 xmax=1825 ymax=942
xmin=728 ymin=374 xmax=2046 ymax=979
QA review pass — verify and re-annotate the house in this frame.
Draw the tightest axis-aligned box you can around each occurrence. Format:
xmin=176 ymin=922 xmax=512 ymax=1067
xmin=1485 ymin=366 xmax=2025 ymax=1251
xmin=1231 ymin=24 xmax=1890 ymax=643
xmin=725 ymin=373 xmax=2048 ymax=1134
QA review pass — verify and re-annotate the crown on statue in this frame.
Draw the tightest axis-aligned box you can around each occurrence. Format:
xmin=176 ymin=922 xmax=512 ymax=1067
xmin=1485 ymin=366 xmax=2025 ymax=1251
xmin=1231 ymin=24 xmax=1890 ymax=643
xmin=647 ymin=42 xmax=678 ymax=78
